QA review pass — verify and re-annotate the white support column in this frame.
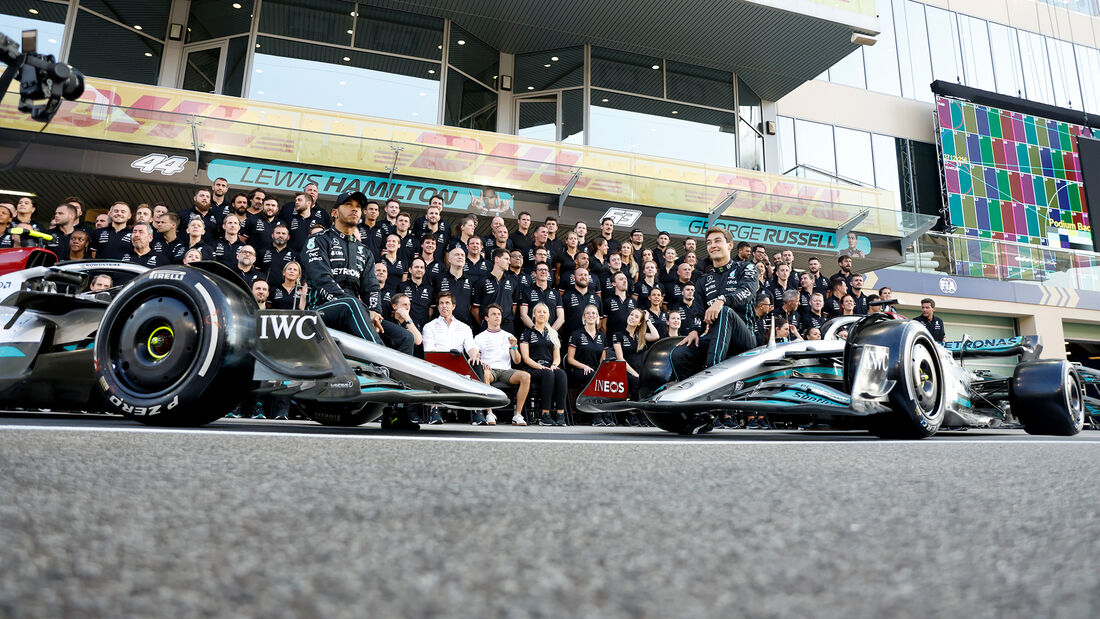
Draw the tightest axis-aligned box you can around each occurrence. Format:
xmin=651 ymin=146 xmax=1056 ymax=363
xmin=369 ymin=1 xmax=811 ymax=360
xmin=761 ymin=99 xmax=781 ymax=174
xmin=158 ymin=0 xmax=192 ymax=88
xmin=496 ymin=51 xmax=515 ymax=134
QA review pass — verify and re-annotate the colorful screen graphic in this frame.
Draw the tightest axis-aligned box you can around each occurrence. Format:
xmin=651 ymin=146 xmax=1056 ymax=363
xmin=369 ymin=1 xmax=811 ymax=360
xmin=936 ymin=96 xmax=1094 ymax=251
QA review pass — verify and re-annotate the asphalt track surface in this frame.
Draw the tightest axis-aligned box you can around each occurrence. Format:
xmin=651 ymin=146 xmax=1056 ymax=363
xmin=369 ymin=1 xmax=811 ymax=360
xmin=2 ymin=413 xmax=1098 ymax=618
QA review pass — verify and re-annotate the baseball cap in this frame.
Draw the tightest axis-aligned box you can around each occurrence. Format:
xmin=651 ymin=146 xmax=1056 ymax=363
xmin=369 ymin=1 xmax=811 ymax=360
xmin=334 ymin=190 xmax=368 ymax=208
xmin=630 ymin=228 xmax=643 ymax=235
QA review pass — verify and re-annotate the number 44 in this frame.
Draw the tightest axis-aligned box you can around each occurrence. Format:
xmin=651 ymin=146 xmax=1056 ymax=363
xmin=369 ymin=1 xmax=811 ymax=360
xmin=131 ymin=154 xmax=188 ymax=176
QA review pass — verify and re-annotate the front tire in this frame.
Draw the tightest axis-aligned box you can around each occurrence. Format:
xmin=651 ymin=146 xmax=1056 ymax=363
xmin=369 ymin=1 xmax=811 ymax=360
xmin=94 ymin=266 xmax=257 ymax=426
xmin=1011 ymin=360 xmax=1084 ymax=436
xmin=849 ymin=320 xmax=946 ymax=439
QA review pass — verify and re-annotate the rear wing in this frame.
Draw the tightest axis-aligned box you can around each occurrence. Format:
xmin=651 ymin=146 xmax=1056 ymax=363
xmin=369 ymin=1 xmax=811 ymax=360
xmin=941 ymin=335 xmax=1041 ymax=360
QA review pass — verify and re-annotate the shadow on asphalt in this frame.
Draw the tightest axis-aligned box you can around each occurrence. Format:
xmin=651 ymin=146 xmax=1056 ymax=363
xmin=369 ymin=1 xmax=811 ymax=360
xmin=0 ymin=410 xmax=1060 ymax=442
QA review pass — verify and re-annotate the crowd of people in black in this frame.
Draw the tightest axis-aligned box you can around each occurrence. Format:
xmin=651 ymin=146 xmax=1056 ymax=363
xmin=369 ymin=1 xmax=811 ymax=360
xmin=0 ymin=181 xmax=945 ymax=429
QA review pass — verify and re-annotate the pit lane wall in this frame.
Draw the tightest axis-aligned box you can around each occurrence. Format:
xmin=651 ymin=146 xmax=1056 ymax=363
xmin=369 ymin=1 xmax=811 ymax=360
xmin=0 ymin=77 xmax=900 ymax=235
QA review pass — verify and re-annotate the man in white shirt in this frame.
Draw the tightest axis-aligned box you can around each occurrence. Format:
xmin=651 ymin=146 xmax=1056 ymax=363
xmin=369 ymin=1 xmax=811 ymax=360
xmin=473 ymin=304 xmax=531 ymax=426
xmin=423 ymin=292 xmax=482 ymax=425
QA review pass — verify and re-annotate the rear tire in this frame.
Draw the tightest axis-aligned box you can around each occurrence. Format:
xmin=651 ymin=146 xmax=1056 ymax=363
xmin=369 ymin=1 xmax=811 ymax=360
xmin=639 ymin=337 xmax=713 ymax=435
xmin=848 ymin=320 xmax=946 ymax=439
xmin=1011 ymin=360 xmax=1084 ymax=436
xmin=94 ymin=266 xmax=257 ymax=426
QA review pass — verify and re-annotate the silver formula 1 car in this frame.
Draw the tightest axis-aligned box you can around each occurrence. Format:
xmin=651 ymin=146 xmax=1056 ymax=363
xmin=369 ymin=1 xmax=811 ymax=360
xmin=0 ymin=255 xmax=508 ymax=426
xmin=578 ymin=301 xmax=1088 ymax=438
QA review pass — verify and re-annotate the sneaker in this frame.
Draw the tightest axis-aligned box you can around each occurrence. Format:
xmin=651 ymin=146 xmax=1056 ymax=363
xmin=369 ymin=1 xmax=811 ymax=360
xmin=486 ymin=412 xmax=497 ymax=426
xmin=275 ymin=413 xmax=289 ymax=421
xmin=626 ymin=413 xmax=640 ymax=427
xmin=592 ymin=415 xmax=605 ymax=427
xmin=553 ymin=412 xmax=566 ymax=426
xmin=224 ymin=411 xmax=240 ymax=418
xmin=604 ymin=414 xmax=617 ymax=427
xmin=538 ymin=413 xmax=555 ymax=426
xmin=713 ymin=418 xmax=723 ymax=430
xmin=746 ymin=417 xmax=760 ymax=429
xmin=511 ymin=414 xmax=527 ymax=426
xmin=756 ymin=418 xmax=771 ymax=429
xmin=251 ymin=412 xmax=266 ymax=420
xmin=428 ymin=410 xmax=444 ymax=425
xmin=407 ymin=410 xmax=421 ymax=424
xmin=721 ymin=416 xmax=738 ymax=429
xmin=472 ymin=411 xmax=487 ymax=426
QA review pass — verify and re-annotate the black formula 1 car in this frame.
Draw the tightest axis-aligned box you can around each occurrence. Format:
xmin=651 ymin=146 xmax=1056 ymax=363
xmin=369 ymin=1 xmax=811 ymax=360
xmin=0 ymin=256 xmax=508 ymax=426
xmin=578 ymin=302 xmax=1088 ymax=438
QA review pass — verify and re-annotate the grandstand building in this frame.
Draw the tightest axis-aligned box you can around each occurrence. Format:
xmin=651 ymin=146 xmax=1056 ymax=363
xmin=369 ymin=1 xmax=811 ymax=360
xmin=1 ymin=0 xmax=1099 ymax=370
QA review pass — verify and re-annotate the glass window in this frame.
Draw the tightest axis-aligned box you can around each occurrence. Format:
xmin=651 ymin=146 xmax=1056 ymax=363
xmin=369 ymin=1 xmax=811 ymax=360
xmin=1018 ymin=30 xmax=1053 ymax=104
xmin=957 ymin=15 xmax=994 ymax=92
xmin=561 ymin=88 xmax=584 ymax=144
xmin=249 ymin=37 xmax=440 ymax=122
xmin=864 ymin=0 xmax=901 ymax=96
xmin=70 ymin=10 xmax=162 ymax=84
xmin=590 ymin=90 xmax=736 ymax=166
xmin=182 ymin=47 xmax=221 ymax=93
xmin=1046 ymin=37 xmax=1082 ymax=110
xmin=515 ymin=98 xmax=556 ymax=141
xmin=79 ymin=0 xmax=169 ymax=41
xmin=591 ymin=47 xmax=663 ymax=98
xmin=666 ymin=61 xmax=734 ymax=109
xmin=925 ymin=5 xmax=962 ymax=84
xmin=355 ymin=6 xmax=442 ymax=60
xmin=444 ymin=68 xmax=497 ymax=131
xmin=739 ymin=119 xmax=764 ymax=171
xmin=223 ymin=36 xmax=249 ymax=97
xmin=872 ymin=133 xmax=902 ymax=209
xmin=187 ymin=0 xmax=253 ymax=43
xmin=738 ymin=78 xmax=761 ymax=125
xmin=988 ymin=22 xmax=1024 ymax=98
xmin=259 ymin=0 xmax=352 ymax=47
xmin=448 ymin=24 xmax=497 ymax=90
xmin=515 ymin=47 xmax=583 ymax=93
xmin=894 ymin=0 xmax=932 ymax=102
xmin=778 ymin=116 xmax=796 ymax=174
xmin=793 ymin=119 xmax=836 ymax=176
xmin=1075 ymin=44 xmax=1100 ymax=115
xmin=829 ymin=48 xmax=866 ymax=89
xmin=0 ymin=0 xmax=67 ymax=59
xmin=834 ymin=127 xmax=875 ymax=185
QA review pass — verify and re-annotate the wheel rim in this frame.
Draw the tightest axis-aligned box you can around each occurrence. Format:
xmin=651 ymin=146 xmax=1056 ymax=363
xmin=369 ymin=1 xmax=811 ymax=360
xmin=108 ymin=292 xmax=201 ymax=395
xmin=910 ymin=342 xmax=940 ymax=416
xmin=1065 ymin=371 xmax=1084 ymax=426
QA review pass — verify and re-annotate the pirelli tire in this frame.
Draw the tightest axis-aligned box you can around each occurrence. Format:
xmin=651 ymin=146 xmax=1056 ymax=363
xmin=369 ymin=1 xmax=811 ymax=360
xmin=638 ymin=337 xmax=714 ymax=435
xmin=307 ymin=403 xmax=384 ymax=427
xmin=93 ymin=266 xmax=258 ymax=426
xmin=1011 ymin=360 xmax=1084 ymax=436
xmin=848 ymin=319 xmax=946 ymax=439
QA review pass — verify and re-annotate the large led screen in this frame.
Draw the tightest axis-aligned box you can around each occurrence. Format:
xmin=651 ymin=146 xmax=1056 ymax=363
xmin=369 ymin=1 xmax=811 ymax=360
xmin=936 ymin=96 xmax=1094 ymax=251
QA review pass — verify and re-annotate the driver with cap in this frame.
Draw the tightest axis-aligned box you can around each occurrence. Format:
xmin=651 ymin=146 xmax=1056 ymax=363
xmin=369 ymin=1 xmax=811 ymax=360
xmin=304 ymin=190 xmax=415 ymax=359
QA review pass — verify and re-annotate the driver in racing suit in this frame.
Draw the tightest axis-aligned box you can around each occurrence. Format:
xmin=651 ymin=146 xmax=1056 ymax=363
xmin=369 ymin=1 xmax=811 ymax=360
xmin=670 ymin=227 xmax=758 ymax=380
xmin=304 ymin=191 xmax=418 ymax=429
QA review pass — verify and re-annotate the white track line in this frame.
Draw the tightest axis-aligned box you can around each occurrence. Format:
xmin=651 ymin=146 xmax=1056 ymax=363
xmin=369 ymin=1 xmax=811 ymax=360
xmin=2 ymin=424 xmax=1099 ymax=446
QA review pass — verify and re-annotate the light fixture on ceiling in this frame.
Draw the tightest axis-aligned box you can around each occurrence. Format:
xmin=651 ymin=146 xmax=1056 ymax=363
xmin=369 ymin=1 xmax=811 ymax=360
xmin=351 ymin=11 xmax=358 ymax=16
xmin=651 ymin=64 xmax=660 ymax=70
xmin=232 ymin=2 xmax=242 ymax=8
xmin=544 ymin=64 xmax=550 ymax=67
xmin=339 ymin=81 xmax=347 ymax=85
xmin=134 ymin=25 xmax=142 ymax=30
xmin=601 ymin=98 xmax=608 ymax=102
xmin=428 ymin=69 xmax=435 ymax=74
xmin=527 ymin=86 xmax=534 ymax=90
xmin=0 ymin=189 xmax=37 ymax=197
xmin=144 ymin=52 xmax=152 ymax=57
xmin=337 ymin=103 xmax=344 ymax=107
xmin=257 ymin=90 xmax=265 ymax=95
xmin=671 ymin=110 xmax=678 ymax=114
xmin=346 ymin=29 xmax=352 ymax=34
xmin=551 ymin=56 xmax=558 ymax=61
xmin=28 ymin=8 xmax=38 ymax=14
xmin=343 ymin=56 xmax=350 ymax=61
xmin=457 ymin=39 xmax=466 ymax=45
xmin=255 ymin=68 xmax=263 ymax=73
